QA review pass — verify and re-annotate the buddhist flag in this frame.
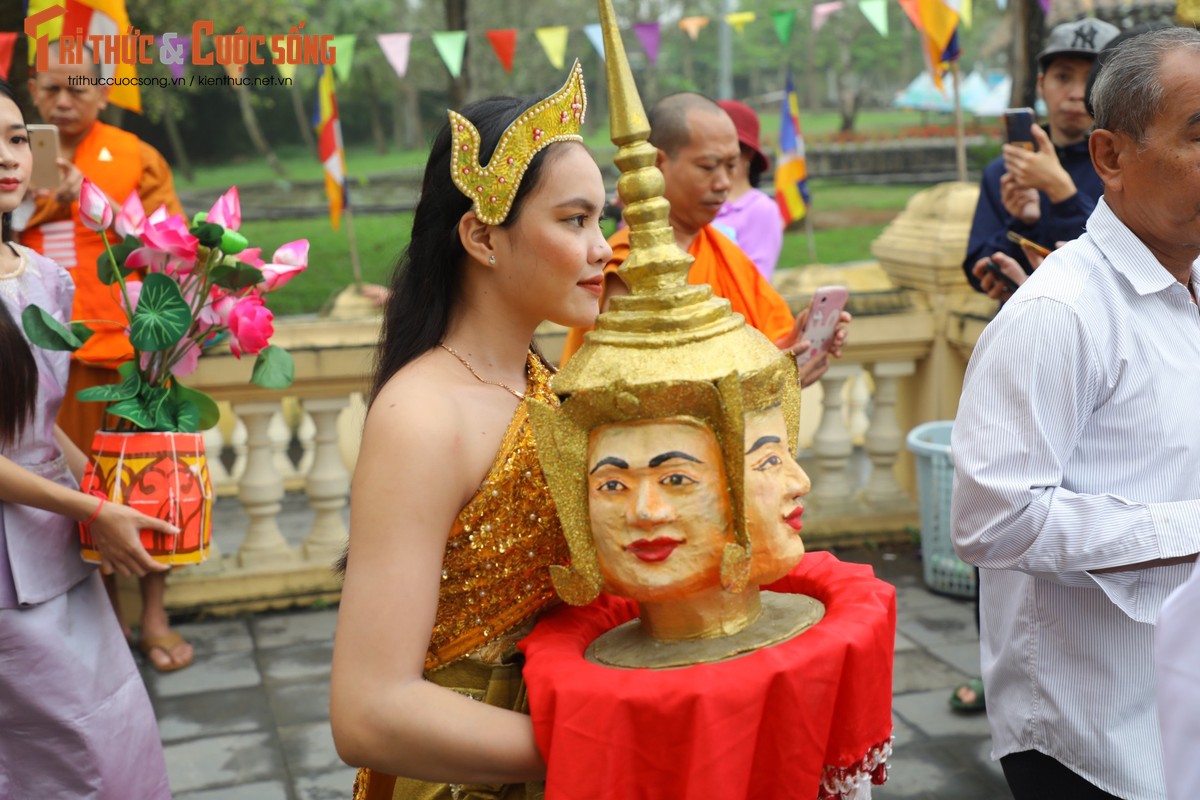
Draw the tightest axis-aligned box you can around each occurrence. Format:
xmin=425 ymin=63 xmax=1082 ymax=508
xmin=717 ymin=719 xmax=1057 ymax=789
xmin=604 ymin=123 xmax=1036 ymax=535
xmin=36 ymin=0 xmax=140 ymax=112
xmin=898 ymin=0 xmax=961 ymax=89
xmin=313 ymin=64 xmax=346 ymax=230
xmin=775 ymin=69 xmax=810 ymax=225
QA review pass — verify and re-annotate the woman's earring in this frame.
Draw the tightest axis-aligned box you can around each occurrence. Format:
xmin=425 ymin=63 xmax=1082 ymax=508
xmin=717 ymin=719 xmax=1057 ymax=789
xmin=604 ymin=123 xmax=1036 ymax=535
xmin=488 ymin=255 xmax=497 ymax=265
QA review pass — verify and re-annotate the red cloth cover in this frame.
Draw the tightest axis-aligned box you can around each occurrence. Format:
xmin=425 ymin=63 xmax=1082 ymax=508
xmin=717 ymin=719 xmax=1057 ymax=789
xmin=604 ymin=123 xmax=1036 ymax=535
xmin=519 ymin=551 xmax=896 ymax=800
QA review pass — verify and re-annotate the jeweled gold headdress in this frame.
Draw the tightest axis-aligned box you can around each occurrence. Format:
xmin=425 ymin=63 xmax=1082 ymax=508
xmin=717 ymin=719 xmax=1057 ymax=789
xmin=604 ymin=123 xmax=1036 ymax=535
xmin=449 ymin=60 xmax=587 ymax=225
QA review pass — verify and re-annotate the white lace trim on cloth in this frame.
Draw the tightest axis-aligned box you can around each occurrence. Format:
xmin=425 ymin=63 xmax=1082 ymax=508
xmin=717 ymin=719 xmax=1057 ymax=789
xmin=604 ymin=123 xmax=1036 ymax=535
xmin=819 ymin=736 xmax=894 ymax=800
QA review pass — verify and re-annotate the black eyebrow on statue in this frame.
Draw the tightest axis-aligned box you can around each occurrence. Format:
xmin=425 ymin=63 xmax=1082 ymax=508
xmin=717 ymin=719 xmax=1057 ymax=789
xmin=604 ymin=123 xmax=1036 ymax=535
xmin=649 ymin=450 xmax=701 ymax=468
xmin=746 ymin=435 xmax=781 ymax=455
xmin=590 ymin=456 xmax=629 ymax=474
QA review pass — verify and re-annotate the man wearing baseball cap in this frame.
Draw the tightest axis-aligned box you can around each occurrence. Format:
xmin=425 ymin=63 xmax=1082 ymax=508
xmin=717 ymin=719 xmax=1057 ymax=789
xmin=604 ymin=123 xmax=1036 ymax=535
xmin=963 ymin=18 xmax=1120 ymax=301
xmin=713 ymin=100 xmax=784 ymax=280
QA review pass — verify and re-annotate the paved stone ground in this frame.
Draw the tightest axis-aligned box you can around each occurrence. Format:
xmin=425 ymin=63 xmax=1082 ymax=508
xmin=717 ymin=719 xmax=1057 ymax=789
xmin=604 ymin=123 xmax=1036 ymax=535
xmin=144 ymin=499 xmax=1010 ymax=799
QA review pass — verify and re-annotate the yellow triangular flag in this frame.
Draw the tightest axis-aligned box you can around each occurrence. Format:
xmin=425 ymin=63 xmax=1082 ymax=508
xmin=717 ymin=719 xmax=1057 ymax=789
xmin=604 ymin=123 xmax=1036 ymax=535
xmin=725 ymin=11 xmax=757 ymax=33
xmin=535 ymin=26 xmax=569 ymax=70
xmin=961 ymin=0 xmax=974 ymax=28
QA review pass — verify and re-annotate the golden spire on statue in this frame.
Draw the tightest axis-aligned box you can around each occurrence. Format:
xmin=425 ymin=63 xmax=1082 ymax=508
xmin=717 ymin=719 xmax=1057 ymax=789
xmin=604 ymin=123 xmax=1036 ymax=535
xmin=526 ymin=0 xmax=824 ymax=668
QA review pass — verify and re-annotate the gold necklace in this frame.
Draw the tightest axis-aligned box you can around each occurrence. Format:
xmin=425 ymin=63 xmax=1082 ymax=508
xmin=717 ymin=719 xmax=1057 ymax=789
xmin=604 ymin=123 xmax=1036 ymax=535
xmin=439 ymin=343 xmax=525 ymax=400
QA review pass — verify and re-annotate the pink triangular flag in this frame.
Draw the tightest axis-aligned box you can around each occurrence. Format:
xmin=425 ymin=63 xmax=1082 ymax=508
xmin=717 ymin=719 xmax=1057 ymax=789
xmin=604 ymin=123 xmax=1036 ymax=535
xmin=376 ymin=33 xmax=413 ymax=79
xmin=812 ymin=1 xmax=845 ymax=31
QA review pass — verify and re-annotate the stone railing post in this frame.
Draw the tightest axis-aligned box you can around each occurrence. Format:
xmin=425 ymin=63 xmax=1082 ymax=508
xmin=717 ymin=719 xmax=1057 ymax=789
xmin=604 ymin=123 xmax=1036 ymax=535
xmin=809 ymin=363 xmax=859 ymax=511
xmin=301 ymin=397 xmax=351 ymax=564
xmin=863 ymin=360 xmax=917 ymax=507
xmin=233 ymin=401 xmax=296 ymax=567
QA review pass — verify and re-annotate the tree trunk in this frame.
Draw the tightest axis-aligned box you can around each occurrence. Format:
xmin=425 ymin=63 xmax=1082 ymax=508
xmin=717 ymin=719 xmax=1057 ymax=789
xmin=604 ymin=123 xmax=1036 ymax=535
xmin=231 ymin=80 xmax=287 ymax=178
xmin=445 ymin=0 xmax=470 ymax=106
xmin=289 ymin=80 xmax=318 ymax=158
xmin=1010 ymin=0 xmax=1046 ymax=109
xmin=362 ymin=66 xmax=388 ymax=155
xmin=806 ymin=5 xmax=819 ymax=109
xmin=400 ymin=79 xmax=425 ymax=150
xmin=835 ymin=27 xmax=860 ymax=132
xmin=159 ymin=92 xmax=194 ymax=183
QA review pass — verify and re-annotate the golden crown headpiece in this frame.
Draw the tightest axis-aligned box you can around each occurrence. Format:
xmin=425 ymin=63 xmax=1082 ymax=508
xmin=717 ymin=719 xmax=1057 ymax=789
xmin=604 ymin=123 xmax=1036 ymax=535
xmin=449 ymin=60 xmax=587 ymax=226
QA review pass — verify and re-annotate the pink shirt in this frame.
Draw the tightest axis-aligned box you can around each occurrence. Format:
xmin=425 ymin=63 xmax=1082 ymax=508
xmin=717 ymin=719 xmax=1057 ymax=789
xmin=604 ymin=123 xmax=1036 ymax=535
xmin=715 ymin=187 xmax=784 ymax=280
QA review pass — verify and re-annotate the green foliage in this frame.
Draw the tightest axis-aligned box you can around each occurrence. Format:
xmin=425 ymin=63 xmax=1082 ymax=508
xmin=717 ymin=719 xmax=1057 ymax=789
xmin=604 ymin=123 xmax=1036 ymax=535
xmin=210 ymin=262 xmax=266 ymax=290
xmin=129 ymin=273 xmax=193 ymax=352
xmin=77 ymin=368 xmax=143 ymax=403
xmin=251 ymin=345 xmax=295 ymax=390
xmin=96 ymin=235 xmax=141 ymax=285
xmin=191 ymin=223 xmax=225 ymax=249
xmin=21 ymin=305 xmax=84 ymax=352
xmin=173 ymin=382 xmax=223 ymax=430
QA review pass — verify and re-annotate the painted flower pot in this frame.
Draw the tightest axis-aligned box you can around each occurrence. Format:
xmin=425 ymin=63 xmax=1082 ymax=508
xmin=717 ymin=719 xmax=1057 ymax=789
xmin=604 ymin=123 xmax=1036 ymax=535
xmin=78 ymin=431 xmax=213 ymax=565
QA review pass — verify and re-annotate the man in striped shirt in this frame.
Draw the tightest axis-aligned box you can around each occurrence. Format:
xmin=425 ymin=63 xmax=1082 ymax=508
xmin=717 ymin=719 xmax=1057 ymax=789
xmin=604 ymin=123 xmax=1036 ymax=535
xmin=952 ymin=27 xmax=1200 ymax=800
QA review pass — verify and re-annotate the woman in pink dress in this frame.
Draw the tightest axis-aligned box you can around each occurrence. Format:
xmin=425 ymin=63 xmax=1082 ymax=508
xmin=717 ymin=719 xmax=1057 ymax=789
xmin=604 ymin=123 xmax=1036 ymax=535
xmin=0 ymin=79 xmax=174 ymax=799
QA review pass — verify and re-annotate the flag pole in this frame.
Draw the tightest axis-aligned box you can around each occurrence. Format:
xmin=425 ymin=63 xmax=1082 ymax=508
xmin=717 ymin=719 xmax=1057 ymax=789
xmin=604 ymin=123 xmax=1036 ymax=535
xmin=343 ymin=205 xmax=365 ymax=291
xmin=951 ymin=60 xmax=967 ymax=183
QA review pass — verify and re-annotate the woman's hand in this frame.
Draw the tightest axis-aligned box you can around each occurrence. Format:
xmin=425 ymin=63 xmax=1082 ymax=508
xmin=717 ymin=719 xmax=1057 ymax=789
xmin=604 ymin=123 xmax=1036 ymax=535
xmin=87 ymin=498 xmax=176 ymax=577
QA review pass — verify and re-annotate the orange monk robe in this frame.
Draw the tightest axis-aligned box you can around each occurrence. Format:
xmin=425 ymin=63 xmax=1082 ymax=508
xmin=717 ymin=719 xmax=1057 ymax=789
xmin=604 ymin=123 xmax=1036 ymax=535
xmin=561 ymin=224 xmax=796 ymax=363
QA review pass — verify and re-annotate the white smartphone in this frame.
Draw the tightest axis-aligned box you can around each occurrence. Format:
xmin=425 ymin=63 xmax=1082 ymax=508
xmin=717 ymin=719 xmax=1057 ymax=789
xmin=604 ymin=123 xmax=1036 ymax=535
xmin=795 ymin=285 xmax=849 ymax=367
xmin=27 ymin=124 xmax=61 ymax=190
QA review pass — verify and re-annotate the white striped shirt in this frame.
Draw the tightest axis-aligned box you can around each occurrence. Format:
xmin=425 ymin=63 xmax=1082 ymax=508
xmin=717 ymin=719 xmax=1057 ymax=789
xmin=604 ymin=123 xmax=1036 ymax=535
xmin=951 ymin=198 xmax=1200 ymax=800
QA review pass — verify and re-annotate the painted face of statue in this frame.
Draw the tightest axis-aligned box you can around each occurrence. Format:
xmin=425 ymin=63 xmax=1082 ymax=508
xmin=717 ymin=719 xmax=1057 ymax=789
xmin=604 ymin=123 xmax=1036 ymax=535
xmin=744 ymin=406 xmax=811 ymax=585
xmin=587 ymin=419 xmax=732 ymax=602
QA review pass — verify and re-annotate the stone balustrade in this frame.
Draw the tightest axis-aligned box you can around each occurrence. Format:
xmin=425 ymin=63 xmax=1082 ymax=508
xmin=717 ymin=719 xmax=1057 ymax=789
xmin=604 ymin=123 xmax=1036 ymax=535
xmin=159 ymin=180 xmax=989 ymax=615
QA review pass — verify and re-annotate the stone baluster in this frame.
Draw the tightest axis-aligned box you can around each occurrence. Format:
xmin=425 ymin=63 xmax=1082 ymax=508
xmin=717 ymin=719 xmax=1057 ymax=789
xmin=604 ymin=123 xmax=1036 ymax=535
xmin=201 ymin=425 xmax=231 ymax=491
xmin=296 ymin=408 xmax=317 ymax=477
xmin=846 ymin=366 xmax=871 ymax=445
xmin=233 ymin=401 xmax=296 ymax=567
xmin=862 ymin=361 xmax=917 ymax=507
xmin=301 ymin=398 xmax=351 ymax=563
xmin=269 ymin=408 xmax=298 ymax=482
xmin=808 ymin=363 xmax=858 ymax=510
xmin=229 ymin=415 xmax=248 ymax=483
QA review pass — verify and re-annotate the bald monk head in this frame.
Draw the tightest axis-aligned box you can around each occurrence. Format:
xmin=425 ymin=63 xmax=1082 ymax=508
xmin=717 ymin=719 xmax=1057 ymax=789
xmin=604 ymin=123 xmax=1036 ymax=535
xmin=648 ymin=93 xmax=741 ymax=248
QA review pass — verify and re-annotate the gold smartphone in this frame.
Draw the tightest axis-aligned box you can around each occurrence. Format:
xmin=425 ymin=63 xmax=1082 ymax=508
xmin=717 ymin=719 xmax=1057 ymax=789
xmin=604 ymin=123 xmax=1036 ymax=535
xmin=1006 ymin=230 xmax=1051 ymax=257
xmin=27 ymin=124 xmax=61 ymax=190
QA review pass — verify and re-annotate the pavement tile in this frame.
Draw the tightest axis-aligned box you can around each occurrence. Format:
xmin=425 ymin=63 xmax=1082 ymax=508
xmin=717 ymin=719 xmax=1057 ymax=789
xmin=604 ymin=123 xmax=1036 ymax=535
xmin=894 ymin=629 xmax=919 ymax=653
xmin=892 ymin=688 xmax=994 ymax=739
xmin=930 ymin=640 xmax=982 ymax=677
xmin=892 ymin=582 xmax=953 ymax=611
xmin=257 ymin=638 xmax=335 ymax=683
xmin=889 ymin=715 xmax=921 ymax=748
xmin=279 ymin=720 xmax=350 ymax=775
xmin=175 ymin=780 xmax=289 ymax=800
xmin=145 ymin=649 xmax=263 ymax=699
xmin=163 ymin=731 xmax=286 ymax=793
xmin=155 ymin=685 xmax=273 ymax=743
xmin=896 ymin=600 xmax=979 ymax=648
xmin=266 ymin=678 xmax=331 ymax=727
xmin=169 ymin=618 xmax=255 ymax=657
xmin=253 ymin=607 xmax=338 ymax=650
xmin=878 ymin=739 xmax=1009 ymax=799
xmin=892 ymin=650 xmax=971 ymax=695
xmin=295 ymin=768 xmax=359 ymax=800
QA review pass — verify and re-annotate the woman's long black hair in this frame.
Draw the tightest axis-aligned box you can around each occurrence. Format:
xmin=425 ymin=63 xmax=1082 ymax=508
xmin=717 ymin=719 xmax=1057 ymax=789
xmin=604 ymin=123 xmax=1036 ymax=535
xmin=370 ymin=95 xmax=561 ymax=405
xmin=0 ymin=78 xmax=38 ymax=448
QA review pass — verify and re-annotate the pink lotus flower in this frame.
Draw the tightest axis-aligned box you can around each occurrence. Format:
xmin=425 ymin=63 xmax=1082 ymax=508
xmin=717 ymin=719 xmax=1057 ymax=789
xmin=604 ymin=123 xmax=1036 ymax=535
xmin=114 ymin=191 xmax=146 ymax=239
xmin=202 ymin=288 xmax=239 ymax=328
xmin=259 ymin=240 xmax=309 ymax=292
xmin=79 ymin=178 xmax=113 ymax=232
xmin=206 ymin=187 xmax=241 ymax=230
xmin=227 ymin=295 xmax=274 ymax=358
xmin=126 ymin=208 xmax=199 ymax=274
xmin=238 ymin=248 xmax=264 ymax=268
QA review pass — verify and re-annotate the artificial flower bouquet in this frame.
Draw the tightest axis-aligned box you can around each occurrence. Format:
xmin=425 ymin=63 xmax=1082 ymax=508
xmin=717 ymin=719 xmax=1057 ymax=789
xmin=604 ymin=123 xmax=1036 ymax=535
xmin=21 ymin=179 xmax=308 ymax=563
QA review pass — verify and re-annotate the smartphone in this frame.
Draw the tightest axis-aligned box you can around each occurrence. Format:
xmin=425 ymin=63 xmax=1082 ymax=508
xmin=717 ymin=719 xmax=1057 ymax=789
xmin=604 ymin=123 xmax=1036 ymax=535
xmin=28 ymin=124 xmax=60 ymax=190
xmin=984 ymin=259 xmax=1019 ymax=293
xmin=795 ymin=285 xmax=849 ymax=368
xmin=1005 ymin=230 xmax=1051 ymax=257
xmin=1003 ymin=107 xmax=1036 ymax=151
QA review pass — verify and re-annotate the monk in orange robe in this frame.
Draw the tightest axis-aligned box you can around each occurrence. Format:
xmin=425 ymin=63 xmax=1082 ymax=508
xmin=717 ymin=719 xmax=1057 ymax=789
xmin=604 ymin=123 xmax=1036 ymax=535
xmin=562 ymin=93 xmax=845 ymax=380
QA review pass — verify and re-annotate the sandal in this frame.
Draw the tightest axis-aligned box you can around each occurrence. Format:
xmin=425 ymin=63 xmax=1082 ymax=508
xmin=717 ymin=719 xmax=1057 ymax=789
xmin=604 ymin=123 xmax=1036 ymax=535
xmin=949 ymin=677 xmax=986 ymax=713
xmin=139 ymin=630 xmax=194 ymax=673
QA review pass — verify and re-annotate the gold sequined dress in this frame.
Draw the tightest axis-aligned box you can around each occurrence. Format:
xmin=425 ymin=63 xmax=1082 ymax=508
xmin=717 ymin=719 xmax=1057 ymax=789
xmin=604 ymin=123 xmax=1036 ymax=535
xmin=353 ymin=354 xmax=566 ymax=800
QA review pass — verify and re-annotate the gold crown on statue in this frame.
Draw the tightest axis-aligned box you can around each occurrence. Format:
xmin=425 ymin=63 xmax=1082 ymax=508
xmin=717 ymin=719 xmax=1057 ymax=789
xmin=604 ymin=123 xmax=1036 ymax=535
xmin=449 ymin=60 xmax=587 ymax=225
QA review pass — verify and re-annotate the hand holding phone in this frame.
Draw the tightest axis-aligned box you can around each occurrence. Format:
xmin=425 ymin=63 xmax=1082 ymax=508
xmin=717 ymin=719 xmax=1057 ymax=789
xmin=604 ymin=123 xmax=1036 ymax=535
xmin=1004 ymin=108 xmax=1036 ymax=152
xmin=984 ymin=259 xmax=1019 ymax=293
xmin=795 ymin=285 xmax=849 ymax=367
xmin=1005 ymin=230 xmax=1051 ymax=257
xmin=27 ymin=124 xmax=61 ymax=191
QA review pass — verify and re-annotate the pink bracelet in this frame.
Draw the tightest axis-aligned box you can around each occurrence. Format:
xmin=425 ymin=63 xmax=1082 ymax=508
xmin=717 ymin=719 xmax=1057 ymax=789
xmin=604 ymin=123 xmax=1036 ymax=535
xmin=83 ymin=497 xmax=105 ymax=528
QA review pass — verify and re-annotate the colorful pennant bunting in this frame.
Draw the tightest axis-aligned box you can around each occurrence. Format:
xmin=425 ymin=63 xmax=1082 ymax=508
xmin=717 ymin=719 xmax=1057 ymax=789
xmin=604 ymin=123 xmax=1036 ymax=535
xmin=725 ymin=11 xmax=756 ymax=33
xmin=771 ymin=10 xmax=797 ymax=45
xmin=535 ymin=26 xmax=569 ymax=70
xmin=376 ymin=33 xmax=412 ymax=80
xmin=859 ymin=0 xmax=890 ymax=36
xmin=331 ymin=35 xmax=356 ymax=84
xmin=678 ymin=16 xmax=710 ymax=40
xmin=431 ymin=30 xmax=468 ymax=78
xmin=813 ymin=2 xmax=845 ymax=31
xmin=583 ymin=23 xmax=606 ymax=60
xmin=486 ymin=29 xmax=517 ymax=73
xmin=633 ymin=22 xmax=661 ymax=65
